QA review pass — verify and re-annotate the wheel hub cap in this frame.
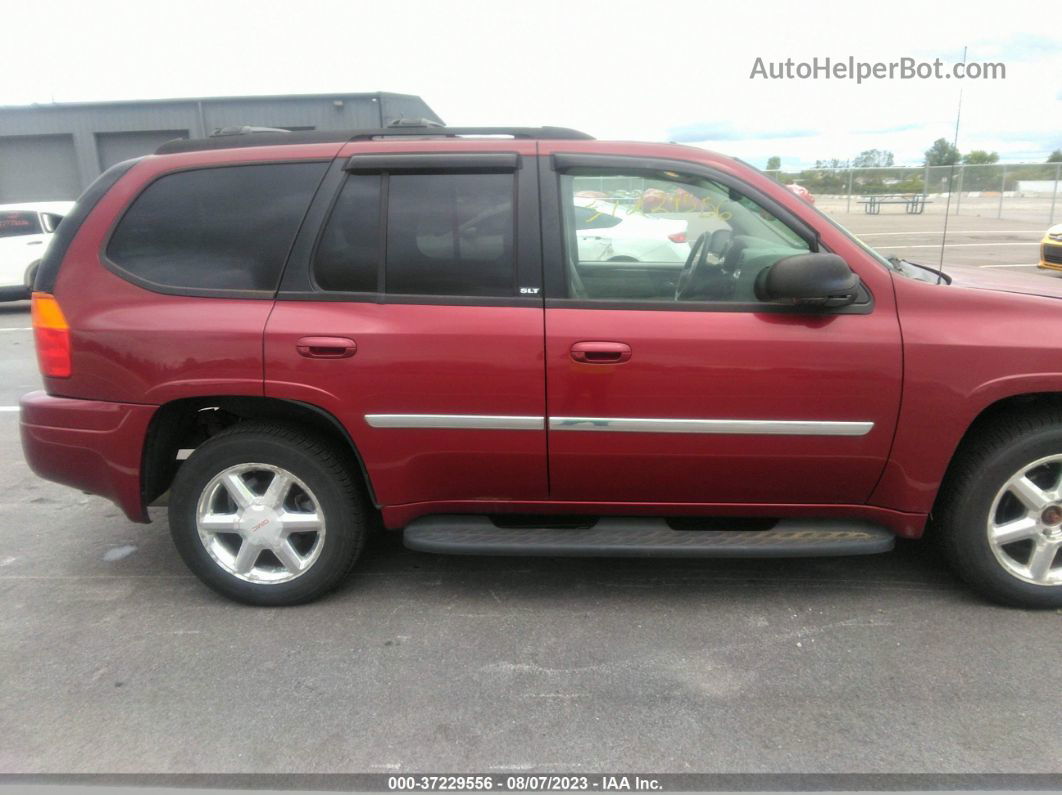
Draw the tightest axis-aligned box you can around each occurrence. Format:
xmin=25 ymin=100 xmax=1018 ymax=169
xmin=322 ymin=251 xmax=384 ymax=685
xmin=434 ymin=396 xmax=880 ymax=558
xmin=1040 ymin=505 xmax=1062 ymax=527
xmin=987 ymin=455 xmax=1062 ymax=586
xmin=242 ymin=505 xmax=283 ymax=545
xmin=195 ymin=463 xmax=326 ymax=585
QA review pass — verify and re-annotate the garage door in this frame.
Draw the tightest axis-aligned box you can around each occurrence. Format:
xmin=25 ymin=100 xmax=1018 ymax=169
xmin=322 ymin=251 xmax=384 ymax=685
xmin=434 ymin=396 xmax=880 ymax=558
xmin=96 ymin=130 xmax=189 ymax=170
xmin=0 ymin=135 xmax=81 ymax=203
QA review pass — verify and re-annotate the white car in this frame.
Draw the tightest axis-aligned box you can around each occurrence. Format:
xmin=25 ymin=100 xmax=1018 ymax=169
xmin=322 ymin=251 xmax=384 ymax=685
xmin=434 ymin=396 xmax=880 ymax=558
xmin=0 ymin=202 xmax=74 ymax=300
xmin=573 ymin=197 xmax=690 ymax=264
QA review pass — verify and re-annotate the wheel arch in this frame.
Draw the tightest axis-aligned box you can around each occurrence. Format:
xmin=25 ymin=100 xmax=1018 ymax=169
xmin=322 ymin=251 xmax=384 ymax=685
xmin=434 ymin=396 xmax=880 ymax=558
xmin=936 ymin=391 xmax=1062 ymax=507
xmin=141 ymin=395 xmax=379 ymax=512
xmin=872 ymin=375 xmax=1062 ymax=517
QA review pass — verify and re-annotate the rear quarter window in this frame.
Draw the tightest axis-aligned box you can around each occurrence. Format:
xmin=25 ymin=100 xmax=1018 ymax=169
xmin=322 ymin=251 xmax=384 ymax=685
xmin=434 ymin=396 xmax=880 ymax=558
xmin=106 ymin=162 xmax=327 ymax=293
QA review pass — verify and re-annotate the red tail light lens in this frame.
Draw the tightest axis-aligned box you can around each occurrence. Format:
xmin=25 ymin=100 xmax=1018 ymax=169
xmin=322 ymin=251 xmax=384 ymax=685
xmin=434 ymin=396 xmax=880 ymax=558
xmin=668 ymin=231 xmax=687 ymax=244
xmin=31 ymin=292 xmax=71 ymax=378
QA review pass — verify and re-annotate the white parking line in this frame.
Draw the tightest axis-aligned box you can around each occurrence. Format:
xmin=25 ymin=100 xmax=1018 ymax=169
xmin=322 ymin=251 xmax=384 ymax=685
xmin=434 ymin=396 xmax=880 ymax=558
xmin=0 ymin=327 xmax=31 ymax=332
xmin=855 ymin=230 xmax=1043 ymax=237
xmin=885 ymin=242 xmax=1039 ymax=249
xmin=0 ymin=407 xmax=20 ymax=412
xmin=981 ymin=263 xmax=1041 ymax=269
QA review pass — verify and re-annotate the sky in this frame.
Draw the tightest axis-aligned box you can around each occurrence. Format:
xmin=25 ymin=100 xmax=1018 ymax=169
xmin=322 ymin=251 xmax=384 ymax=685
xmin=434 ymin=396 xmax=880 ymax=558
xmin=2 ymin=0 xmax=1060 ymax=169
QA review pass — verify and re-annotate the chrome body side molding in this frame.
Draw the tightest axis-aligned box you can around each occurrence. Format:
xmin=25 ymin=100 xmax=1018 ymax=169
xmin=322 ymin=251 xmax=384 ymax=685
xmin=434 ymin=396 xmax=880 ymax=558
xmin=365 ymin=414 xmax=874 ymax=436
xmin=364 ymin=414 xmax=545 ymax=431
xmin=549 ymin=417 xmax=874 ymax=436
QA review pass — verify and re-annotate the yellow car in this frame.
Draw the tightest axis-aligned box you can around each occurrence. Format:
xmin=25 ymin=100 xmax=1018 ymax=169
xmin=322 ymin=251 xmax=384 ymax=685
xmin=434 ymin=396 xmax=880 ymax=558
xmin=1039 ymin=223 xmax=1062 ymax=271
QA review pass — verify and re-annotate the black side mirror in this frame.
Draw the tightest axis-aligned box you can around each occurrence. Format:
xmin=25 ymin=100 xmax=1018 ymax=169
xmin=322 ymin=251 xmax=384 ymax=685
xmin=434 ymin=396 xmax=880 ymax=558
xmin=754 ymin=253 xmax=860 ymax=307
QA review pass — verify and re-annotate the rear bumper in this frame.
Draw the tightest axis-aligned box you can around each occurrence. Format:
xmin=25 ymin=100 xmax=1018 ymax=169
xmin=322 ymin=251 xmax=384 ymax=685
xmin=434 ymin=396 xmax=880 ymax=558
xmin=19 ymin=391 xmax=157 ymax=522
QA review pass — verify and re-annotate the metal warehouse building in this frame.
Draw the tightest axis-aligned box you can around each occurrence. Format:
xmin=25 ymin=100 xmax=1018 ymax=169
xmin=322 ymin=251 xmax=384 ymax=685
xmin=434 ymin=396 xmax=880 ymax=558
xmin=0 ymin=91 xmax=442 ymax=203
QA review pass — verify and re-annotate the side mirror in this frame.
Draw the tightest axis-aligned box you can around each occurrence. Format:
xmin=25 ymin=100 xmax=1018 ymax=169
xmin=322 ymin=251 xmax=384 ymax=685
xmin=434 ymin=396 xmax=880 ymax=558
xmin=754 ymin=253 xmax=860 ymax=307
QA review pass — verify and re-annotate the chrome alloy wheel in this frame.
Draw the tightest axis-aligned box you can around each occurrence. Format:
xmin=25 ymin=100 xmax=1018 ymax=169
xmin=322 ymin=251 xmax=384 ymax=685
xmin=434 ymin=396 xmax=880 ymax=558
xmin=987 ymin=454 xmax=1062 ymax=586
xmin=195 ymin=463 xmax=326 ymax=584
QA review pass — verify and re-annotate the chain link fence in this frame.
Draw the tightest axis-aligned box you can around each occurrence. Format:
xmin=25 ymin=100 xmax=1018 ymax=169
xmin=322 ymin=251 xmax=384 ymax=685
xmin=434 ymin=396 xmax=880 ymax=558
xmin=765 ymin=163 xmax=1062 ymax=224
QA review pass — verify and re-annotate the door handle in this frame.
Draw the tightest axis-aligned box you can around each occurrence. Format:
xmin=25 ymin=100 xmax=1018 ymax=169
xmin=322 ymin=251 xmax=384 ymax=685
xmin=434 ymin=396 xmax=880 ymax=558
xmin=26 ymin=240 xmax=43 ymax=246
xmin=296 ymin=336 xmax=357 ymax=359
xmin=570 ymin=341 xmax=632 ymax=364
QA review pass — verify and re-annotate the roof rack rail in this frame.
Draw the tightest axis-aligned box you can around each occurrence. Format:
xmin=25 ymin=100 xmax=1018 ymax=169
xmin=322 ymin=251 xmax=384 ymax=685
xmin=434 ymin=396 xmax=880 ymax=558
xmin=387 ymin=117 xmax=445 ymax=128
xmin=210 ymin=125 xmax=291 ymax=137
xmin=350 ymin=125 xmax=593 ymax=140
xmin=155 ymin=124 xmax=593 ymax=154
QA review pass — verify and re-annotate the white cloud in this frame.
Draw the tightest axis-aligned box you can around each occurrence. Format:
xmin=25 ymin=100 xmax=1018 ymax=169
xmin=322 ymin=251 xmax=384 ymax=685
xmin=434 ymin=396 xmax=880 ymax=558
xmin=2 ymin=0 xmax=1059 ymax=167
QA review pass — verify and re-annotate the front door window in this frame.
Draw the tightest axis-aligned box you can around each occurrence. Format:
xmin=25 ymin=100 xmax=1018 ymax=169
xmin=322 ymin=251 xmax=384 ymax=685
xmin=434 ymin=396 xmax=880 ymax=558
xmin=560 ymin=169 xmax=810 ymax=304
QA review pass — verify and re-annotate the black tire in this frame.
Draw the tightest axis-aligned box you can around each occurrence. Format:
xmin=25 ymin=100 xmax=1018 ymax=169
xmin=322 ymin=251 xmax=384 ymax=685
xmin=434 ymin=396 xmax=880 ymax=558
xmin=25 ymin=261 xmax=40 ymax=291
xmin=169 ymin=421 xmax=367 ymax=606
xmin=936 ymin=408 xmax=1062 ymax=609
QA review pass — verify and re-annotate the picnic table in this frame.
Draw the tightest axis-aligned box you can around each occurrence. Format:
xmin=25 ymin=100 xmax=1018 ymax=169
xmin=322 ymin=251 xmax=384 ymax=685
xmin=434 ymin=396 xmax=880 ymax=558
xmin=857 ymin=194 xmax=930 ymax=214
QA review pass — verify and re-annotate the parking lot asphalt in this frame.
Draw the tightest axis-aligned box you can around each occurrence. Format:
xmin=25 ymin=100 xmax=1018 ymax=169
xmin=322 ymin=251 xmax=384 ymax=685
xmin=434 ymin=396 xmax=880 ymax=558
xmin=847 ymin=213 xmax=1049 ymax=272
xmin=1 ymin=220 xmax=1060 ymax=774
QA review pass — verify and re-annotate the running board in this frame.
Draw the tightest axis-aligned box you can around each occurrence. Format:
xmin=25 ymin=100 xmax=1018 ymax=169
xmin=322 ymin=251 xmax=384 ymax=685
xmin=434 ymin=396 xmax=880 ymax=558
xmin=403 ymin=516 xmax=894 ymax=558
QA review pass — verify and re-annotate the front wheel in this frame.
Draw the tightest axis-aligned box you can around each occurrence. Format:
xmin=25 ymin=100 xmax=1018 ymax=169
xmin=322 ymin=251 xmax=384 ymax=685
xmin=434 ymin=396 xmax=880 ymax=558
xmin=169 ymin=422 xmax=367 ymax=605
xmin=937 ymin=412 xmax=1062 ymax=608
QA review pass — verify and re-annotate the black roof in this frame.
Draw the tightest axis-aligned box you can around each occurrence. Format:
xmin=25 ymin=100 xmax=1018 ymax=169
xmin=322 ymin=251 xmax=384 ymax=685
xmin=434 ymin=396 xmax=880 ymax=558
xmin=156 ymin=125 xmax=594 ymax=154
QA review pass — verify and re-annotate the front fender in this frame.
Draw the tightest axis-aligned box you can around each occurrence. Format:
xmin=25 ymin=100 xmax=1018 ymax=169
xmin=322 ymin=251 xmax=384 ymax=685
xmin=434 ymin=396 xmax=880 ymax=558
xmin=870 ymin=277 xmax=1062 ymax=513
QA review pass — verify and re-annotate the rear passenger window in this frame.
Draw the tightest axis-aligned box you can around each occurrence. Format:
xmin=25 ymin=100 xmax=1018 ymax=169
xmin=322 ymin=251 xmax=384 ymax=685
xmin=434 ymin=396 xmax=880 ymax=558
xmin=107 ymin=163 xmax=326 ymax=292
xmin=387 ymin=173 xmax=514 ymax=296
xmin=312 ymin=171 xmax=516 ymax=298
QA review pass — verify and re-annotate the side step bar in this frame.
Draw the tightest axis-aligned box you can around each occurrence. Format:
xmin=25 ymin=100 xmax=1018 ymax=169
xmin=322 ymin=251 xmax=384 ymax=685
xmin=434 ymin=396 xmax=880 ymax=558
xmin=403 ymin=516 xmax=894 ymax=558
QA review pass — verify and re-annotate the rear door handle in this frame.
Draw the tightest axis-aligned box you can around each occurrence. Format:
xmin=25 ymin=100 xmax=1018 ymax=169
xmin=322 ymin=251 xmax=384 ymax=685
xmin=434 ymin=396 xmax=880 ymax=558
xmin=26 ymin=240 xmax=43 ymax=246
xmin=570 ymin=341 xmax=632 ymax=364
xmin=296 ymin=336 xmax=357 ymax=359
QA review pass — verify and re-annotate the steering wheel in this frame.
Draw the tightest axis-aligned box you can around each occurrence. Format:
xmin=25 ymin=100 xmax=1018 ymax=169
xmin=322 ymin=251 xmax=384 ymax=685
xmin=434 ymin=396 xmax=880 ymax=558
xmin=675 ymin=231 xmax=743 ymax=301
xmin=674 ymin=231 xmax=710 ymax=300
xmin=721 ymin=237 xmax=746 ymax=275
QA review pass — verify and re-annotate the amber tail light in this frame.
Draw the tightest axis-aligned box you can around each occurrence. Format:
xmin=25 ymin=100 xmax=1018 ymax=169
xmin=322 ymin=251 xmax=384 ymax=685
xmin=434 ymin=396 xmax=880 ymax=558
xmin=31 ymin=292 xmax=71 ymax=378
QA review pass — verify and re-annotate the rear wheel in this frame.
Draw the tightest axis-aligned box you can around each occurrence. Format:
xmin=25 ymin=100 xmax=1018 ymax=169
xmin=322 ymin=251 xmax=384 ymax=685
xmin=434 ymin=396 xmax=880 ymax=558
xmin=169 ymin=422 xmax=366 ymax=605
xmin=937 ymin=411 xmax=1062 ymax=608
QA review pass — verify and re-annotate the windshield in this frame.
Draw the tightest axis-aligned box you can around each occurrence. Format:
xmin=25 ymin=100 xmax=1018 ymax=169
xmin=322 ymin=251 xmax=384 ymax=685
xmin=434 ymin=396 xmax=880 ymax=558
xmin=0 ymin=211 xmax=42 ymax=238
xmin=797 ymin=199 xmax=949 ymax=282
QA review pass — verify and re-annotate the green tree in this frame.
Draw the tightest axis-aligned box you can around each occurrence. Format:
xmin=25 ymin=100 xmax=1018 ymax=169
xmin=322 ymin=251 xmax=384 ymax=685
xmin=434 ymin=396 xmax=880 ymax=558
xmin=1048 ymin=149 xmax=1062 ymax=163
xmin=962 ymin=150 xmax=999 ymax=164
xmin=852 ymin=149 xmax=894 ymax=168
xmin=766 ymin=156 xmax=781 ymax=171
xmin=924 ymin=138 xmax=961 ymax=166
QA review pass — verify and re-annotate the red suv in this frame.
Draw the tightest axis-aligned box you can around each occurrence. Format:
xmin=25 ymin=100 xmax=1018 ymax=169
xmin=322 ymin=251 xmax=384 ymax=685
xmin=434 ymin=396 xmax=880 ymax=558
xmin=20 ymin=124 xmax=1062 ymax=607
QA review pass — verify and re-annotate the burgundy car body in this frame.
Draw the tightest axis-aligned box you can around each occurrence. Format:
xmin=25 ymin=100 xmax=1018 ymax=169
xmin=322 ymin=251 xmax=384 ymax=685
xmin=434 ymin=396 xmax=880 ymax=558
xmin=19 ymin=134 xmax=1062 ymax=543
